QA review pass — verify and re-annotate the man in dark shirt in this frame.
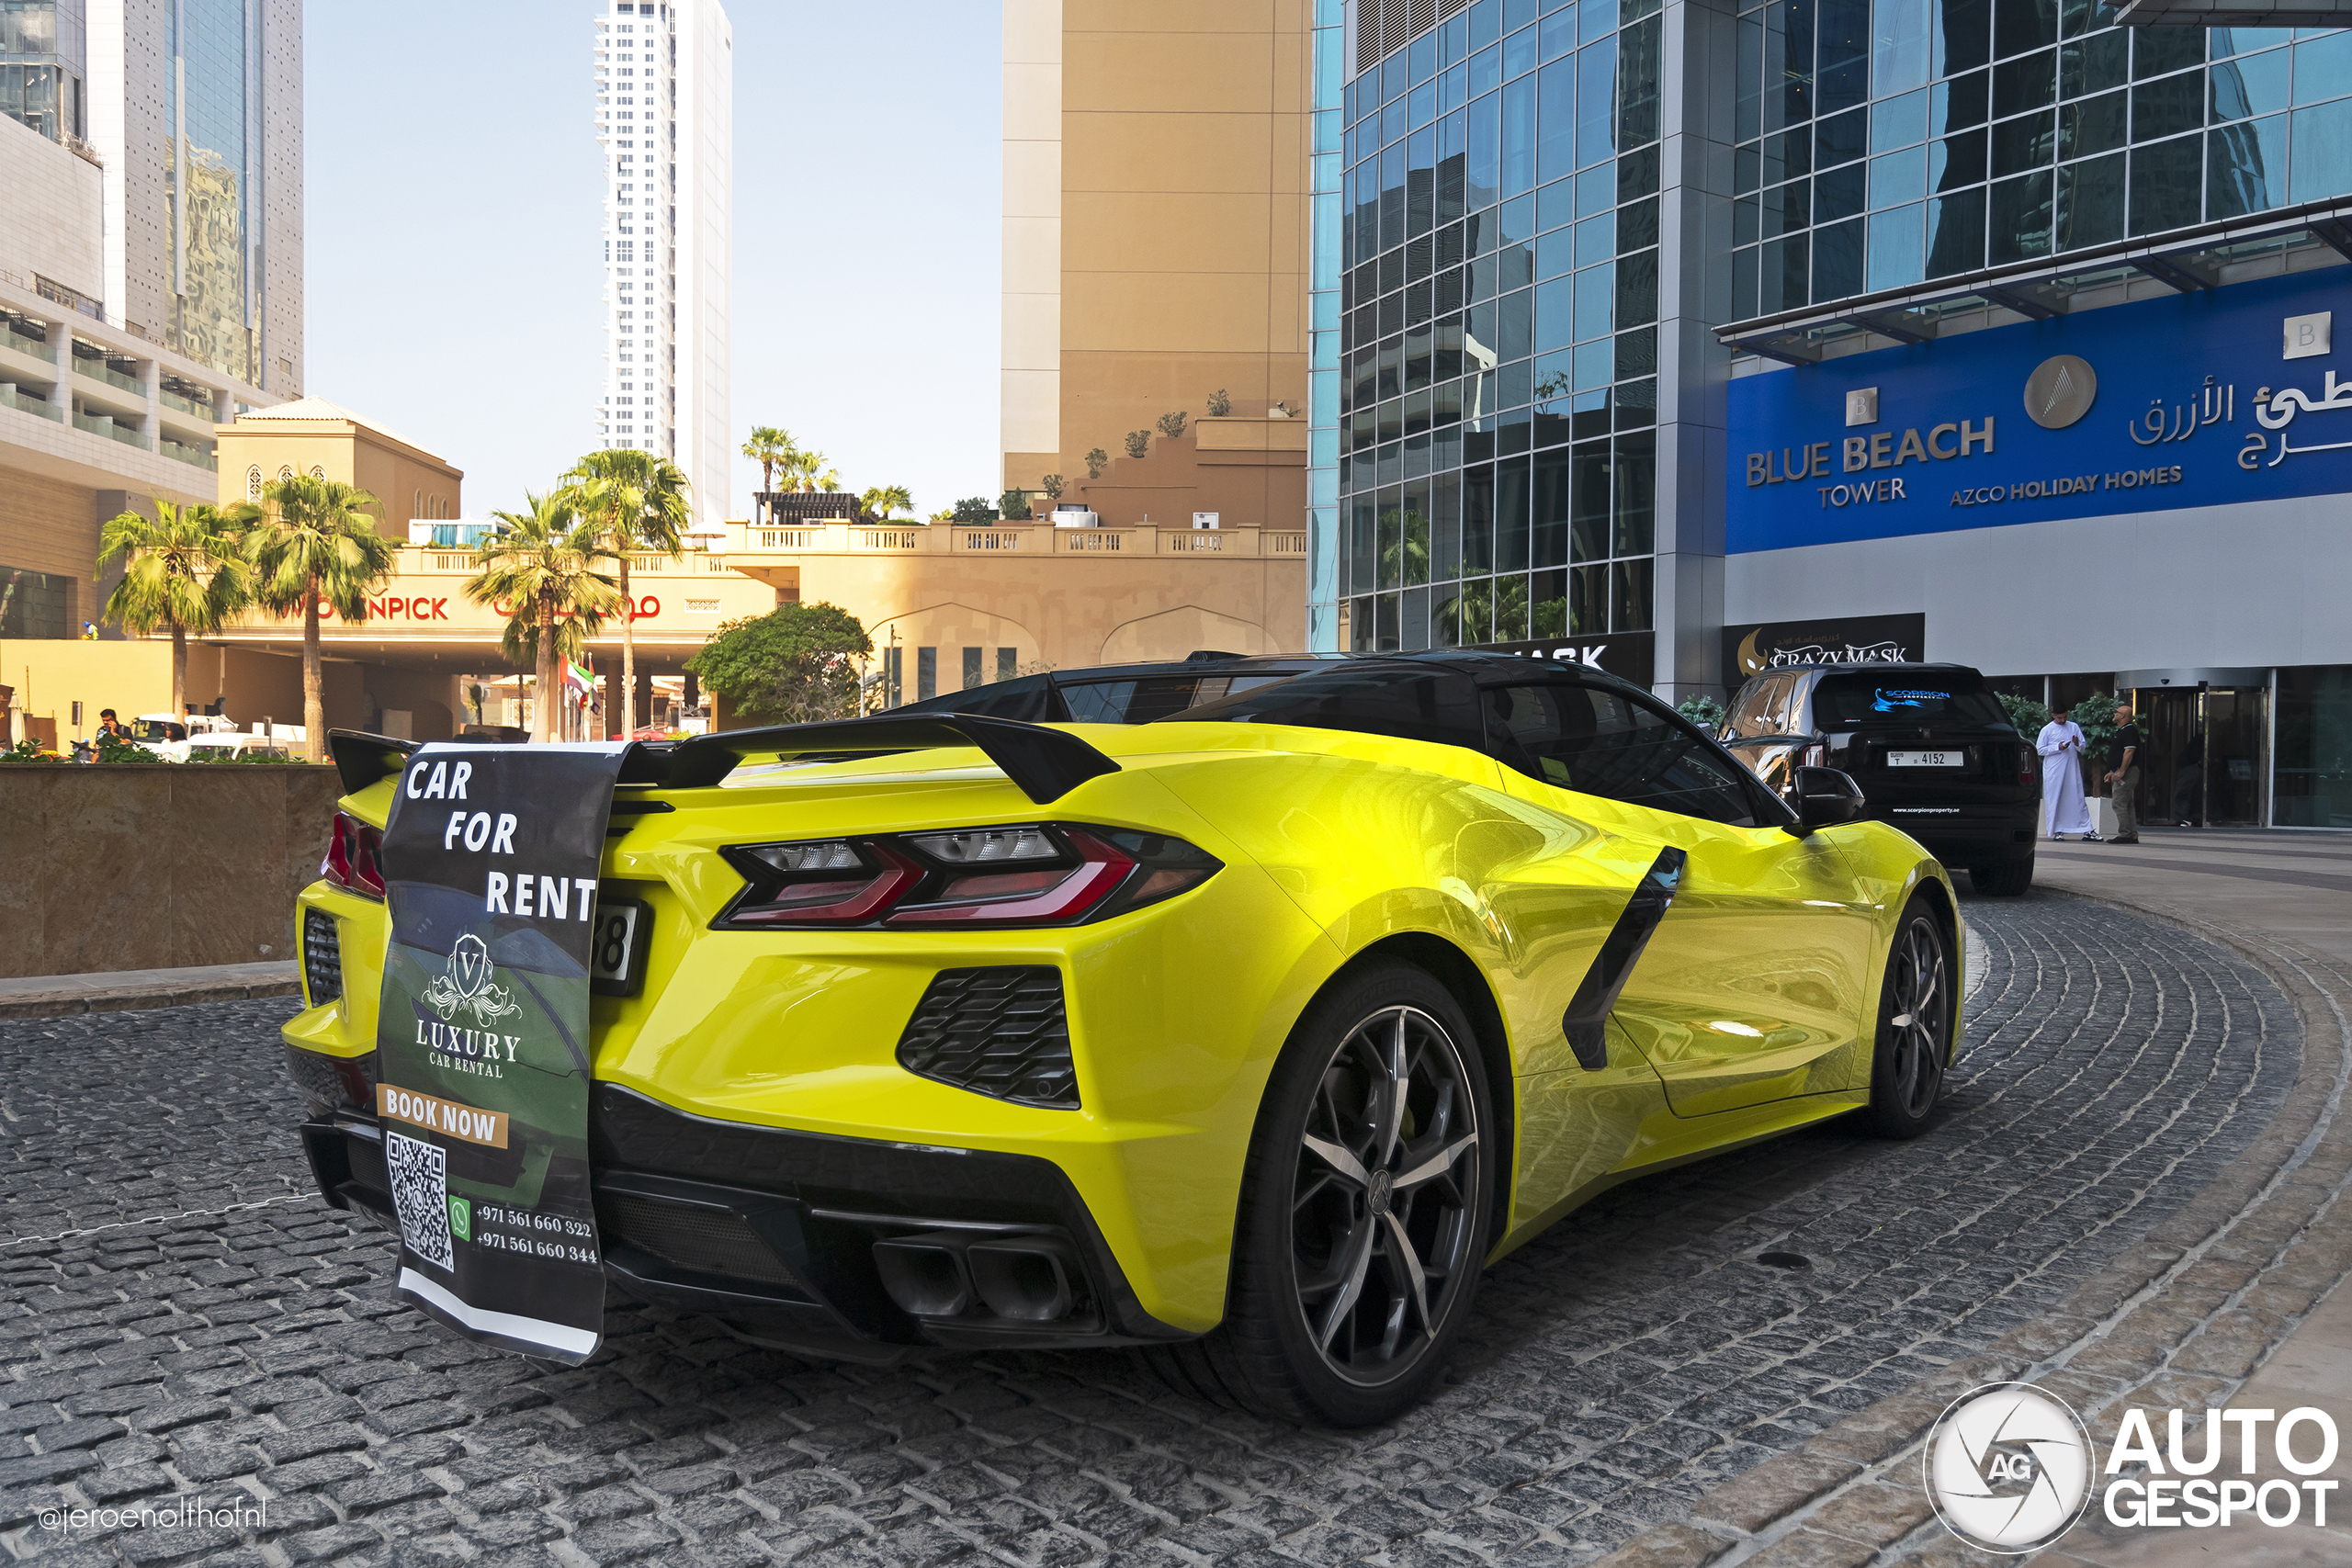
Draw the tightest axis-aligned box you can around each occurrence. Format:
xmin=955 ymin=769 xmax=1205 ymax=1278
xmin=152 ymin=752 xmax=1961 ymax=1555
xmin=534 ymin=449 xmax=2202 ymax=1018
xmin=2103 ymin=704 xmax=2143 ymax=843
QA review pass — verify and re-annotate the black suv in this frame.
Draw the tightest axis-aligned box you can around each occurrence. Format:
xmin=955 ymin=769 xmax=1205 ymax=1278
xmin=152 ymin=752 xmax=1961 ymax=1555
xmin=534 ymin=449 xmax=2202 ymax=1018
xmin=1719 ymin=662 xmax=2041 ymax=895
xmin=893 ymin=651 xmax=1336 ymax=724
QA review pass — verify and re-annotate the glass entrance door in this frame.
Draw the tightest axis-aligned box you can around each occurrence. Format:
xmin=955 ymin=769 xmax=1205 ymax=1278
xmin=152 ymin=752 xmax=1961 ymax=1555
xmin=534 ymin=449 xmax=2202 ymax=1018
xmin=2129 ymin=686 xmax=2269 ymax=827
xmin=2138 ymin=689 xmax=2199 ymax=826
xmin=2203 ymin=687 xmax=2268 ymax=827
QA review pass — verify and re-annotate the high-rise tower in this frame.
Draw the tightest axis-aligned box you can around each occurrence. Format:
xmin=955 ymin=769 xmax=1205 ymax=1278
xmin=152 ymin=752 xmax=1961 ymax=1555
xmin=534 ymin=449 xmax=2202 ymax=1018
xmin=593 ymin=0 xmax=730 ymax=535
xmin=1 ymin=0 xmax=297 ymax=649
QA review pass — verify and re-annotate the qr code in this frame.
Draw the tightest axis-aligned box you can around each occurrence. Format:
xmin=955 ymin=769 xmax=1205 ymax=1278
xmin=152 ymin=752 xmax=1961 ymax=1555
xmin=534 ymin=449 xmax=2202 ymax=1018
xmin=386 ymin=1130 xmax=455 ymax=1269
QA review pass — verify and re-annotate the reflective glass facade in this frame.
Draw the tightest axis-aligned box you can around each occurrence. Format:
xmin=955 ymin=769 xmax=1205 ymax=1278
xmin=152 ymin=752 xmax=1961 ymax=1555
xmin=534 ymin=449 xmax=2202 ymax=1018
xmin=164 ymin=0 xmax=256 ymax=383
xmin=1 ymin=0 xmax=85 ymax=144
xmin=1729 ymin=6 xmax=2352 ymax=314
xmin=1329 ymin=0 xmax=1664 ymax=655
xmin=1307 ymin=0 xmax=1344 ymax=651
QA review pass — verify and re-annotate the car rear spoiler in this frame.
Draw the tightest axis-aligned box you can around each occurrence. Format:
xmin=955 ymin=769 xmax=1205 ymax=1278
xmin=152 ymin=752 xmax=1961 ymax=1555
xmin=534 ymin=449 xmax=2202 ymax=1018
xmin=628 ymin=714 xmax=1122 ymax=804
xmin=329 ymin=729 xmax=420 ymax=795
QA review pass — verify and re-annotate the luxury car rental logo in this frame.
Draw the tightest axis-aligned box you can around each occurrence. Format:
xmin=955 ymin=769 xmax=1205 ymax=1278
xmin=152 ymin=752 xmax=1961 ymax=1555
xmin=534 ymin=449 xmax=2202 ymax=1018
xmin=424 ymin=934 xmax=521 ymax=1027
xmin=1925 ymin=1382 xmax=2095 ymax=1552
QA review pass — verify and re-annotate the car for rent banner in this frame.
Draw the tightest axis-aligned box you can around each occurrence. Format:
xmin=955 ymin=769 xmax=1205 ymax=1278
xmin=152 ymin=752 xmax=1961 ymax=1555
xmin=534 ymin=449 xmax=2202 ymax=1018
xmin=373 ymin=742 xmax=624 ymax=1364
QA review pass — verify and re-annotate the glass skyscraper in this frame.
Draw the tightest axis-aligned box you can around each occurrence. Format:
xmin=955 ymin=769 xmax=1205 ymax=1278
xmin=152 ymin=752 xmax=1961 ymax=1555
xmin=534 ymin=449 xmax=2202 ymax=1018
xmin=164 ymin=0 xmax=261 ymax=384
xmin=1326 ymin=0 xmax=1668 ymax=677
xmin=1728 ymin=5 xmax=2352 ymax=312
xmin=1317 ymin=0 xmax=2352 ymax=699
xmin=1 ymin=0 xmax=85 ymax=145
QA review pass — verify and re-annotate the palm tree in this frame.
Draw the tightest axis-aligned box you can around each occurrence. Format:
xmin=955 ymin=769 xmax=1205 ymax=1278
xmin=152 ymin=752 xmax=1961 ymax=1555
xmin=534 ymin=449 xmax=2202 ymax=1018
xmin=563 ymin=447 xmax=692 ymax=739
xmin=96 ymin=499 xmax=260 ymax=726
xmin=858 ymin=483 xmax=913 ymax=523
xmin=465 ymin=494 xmax=622 ymax=743
xmin=786 ymin=449 xmax=827 ymax=493
xmin=741 ymin=426 xmax=796 ymax=518
xmin=245 ymin=477 xmax=397 ymax=762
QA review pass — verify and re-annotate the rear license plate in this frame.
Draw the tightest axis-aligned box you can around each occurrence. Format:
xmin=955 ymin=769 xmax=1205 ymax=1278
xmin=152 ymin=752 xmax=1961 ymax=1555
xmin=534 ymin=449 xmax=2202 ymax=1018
xmin=1887 ymin=750 xmax=1964 ymax=767
xmin=588 ymin=897 xmax=650 ymax=997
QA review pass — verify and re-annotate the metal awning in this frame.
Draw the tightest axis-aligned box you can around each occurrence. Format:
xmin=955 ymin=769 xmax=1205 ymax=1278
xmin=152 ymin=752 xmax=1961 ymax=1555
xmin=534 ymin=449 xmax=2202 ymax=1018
xmin=1717 ymin=199 xmax=2352 ymax=367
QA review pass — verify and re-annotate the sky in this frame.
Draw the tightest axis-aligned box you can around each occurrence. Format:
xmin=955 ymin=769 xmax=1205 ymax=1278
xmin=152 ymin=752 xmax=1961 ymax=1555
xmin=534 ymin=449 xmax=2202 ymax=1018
xmin=305 ymin=1 xmax=1002 ymax=525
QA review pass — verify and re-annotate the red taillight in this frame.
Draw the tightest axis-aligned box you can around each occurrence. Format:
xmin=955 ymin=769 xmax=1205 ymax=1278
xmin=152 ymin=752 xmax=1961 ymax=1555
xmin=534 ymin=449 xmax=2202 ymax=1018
xmin=716 ymin=825 xmax=1218 ymax=931
xmin=726 ymin=845 xmax=923 ymax=925
xmin=320 ymin=812 xmax=386 ymax=899
xmin=888 ymin=831 xmax=1135 ymax=926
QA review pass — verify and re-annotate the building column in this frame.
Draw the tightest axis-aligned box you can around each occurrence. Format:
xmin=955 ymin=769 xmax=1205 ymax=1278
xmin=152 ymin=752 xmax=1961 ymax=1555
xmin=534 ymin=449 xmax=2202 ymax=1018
xmin=141 ymin=355 xmax=161 ymax=454
xmin=41 ymin=316 xmax=69 ymax=421
xmin=1652 ymin=0 xmax=1737 ymax=704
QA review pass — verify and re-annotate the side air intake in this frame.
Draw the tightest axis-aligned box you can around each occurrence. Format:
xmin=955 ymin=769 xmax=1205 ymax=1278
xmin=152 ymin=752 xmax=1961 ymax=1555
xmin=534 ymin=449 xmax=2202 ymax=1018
xmin=896 ymin=967 xmax=1078 ymax=1108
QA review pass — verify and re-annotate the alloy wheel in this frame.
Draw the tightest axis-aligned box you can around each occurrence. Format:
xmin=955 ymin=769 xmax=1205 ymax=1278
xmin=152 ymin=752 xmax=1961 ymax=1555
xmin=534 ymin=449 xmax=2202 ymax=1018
xmin=1289 ymin=1005 xmax=1481 ymax=1386
xmin=1886 ymin=919 xmax=1949 ymax=1120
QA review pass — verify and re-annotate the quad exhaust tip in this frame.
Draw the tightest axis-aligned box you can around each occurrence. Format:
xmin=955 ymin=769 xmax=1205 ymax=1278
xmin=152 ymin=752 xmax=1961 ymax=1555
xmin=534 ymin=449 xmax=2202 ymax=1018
xmin=967 ymin=1242 xmax=1072 ymax=1322
xmin=871 ymin=1233 xmax=1077 ymax=1323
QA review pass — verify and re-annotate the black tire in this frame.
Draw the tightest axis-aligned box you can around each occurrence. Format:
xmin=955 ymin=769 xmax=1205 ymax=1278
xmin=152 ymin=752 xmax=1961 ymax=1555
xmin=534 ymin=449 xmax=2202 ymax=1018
xmin=1862 ymin=897 xmax=1954 ymax=1138
xmin=1969 ymin=860 xmax=2033 ymax=897
xmin=1144 ymin=961 xmax=1495 ymax=1427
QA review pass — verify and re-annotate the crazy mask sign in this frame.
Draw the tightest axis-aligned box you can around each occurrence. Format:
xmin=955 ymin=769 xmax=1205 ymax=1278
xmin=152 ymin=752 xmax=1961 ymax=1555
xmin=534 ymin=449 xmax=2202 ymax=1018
xmin=373 ymin=742 xmax=627 ymax=1364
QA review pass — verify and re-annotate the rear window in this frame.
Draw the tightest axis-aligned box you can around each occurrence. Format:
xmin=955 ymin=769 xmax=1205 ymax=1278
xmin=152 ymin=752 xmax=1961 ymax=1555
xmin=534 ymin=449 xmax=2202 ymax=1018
xmin=1814 ymin=674 xmax=2007 ymax=728
xmin=1063 ymin=672 xmax=1300 ymax=725
xmin=1159 ymin=665 xmax=1484 ymax=751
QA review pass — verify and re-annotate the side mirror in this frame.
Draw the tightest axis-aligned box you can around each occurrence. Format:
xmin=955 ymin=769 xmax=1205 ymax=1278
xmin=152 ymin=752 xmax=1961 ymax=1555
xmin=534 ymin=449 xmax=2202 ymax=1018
xmin=1786 ymin=766 xmax=1866 ymax=835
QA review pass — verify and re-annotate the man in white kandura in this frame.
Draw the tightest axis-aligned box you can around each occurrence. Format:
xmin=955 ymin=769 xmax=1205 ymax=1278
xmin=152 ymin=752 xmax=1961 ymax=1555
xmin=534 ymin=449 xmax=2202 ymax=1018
xmin=2037 ymin=704 xmax=2098 ymax=840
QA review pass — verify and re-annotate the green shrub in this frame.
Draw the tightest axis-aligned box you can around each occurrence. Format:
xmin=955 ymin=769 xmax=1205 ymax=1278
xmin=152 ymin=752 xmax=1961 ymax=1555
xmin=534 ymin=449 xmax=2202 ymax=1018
xmin=1676 ymin=694 xmax=1726 ymax=732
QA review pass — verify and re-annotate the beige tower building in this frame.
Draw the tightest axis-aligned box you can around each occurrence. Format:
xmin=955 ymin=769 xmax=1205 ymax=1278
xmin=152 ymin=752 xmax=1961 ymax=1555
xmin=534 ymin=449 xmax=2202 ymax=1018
xmin=1001 ymin=0 xmax=1314 ymax=537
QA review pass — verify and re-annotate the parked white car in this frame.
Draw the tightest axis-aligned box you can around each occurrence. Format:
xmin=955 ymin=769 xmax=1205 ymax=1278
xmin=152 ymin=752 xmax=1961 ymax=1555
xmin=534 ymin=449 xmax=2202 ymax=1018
xmin=184 ymin=728 xmax=297 ymax=762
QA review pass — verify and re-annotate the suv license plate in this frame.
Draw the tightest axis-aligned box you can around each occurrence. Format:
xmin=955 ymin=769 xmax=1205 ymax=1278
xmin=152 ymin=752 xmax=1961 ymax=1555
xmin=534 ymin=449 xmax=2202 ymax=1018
xmin=1887 ymin=750 xmax=1963 ymax=767
xmin=589 ymin=898 xmax=650 ymax=996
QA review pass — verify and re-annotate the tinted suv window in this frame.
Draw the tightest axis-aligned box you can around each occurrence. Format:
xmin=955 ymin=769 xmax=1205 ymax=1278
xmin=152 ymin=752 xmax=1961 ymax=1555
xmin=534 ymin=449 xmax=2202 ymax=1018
xmin=1724 ymin=676 xmax=1777 ymax=738
xmin=1162 ymin=665 xmax=1486 ymax=751
xmin=1487 ymin=682 xmax=1759 ymax=825
xmin=1814 ymin=673 xmax=2007 ymax=727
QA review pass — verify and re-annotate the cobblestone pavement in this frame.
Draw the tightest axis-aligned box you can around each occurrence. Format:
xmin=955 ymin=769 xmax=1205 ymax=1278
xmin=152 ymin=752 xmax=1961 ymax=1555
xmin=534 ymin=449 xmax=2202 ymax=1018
xmin=0 ymin=896 xmax=2306 ymax=1568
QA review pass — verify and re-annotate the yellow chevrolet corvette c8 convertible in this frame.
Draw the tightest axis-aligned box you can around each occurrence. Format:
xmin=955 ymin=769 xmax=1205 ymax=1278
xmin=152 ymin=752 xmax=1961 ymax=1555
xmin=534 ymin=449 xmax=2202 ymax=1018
xmin=283 ymin=653 xmax=1960 ymax=1426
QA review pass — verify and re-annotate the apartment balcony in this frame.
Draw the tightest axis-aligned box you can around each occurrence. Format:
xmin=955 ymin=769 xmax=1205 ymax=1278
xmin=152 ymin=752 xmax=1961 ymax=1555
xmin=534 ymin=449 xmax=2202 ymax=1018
xmin=71 ymin=364 xmax=147 ymax=420
xmin=74 ymin=410 xmax=148 ymax=450
xmin=1 ymin=385 xmax=62 ymax=422
xmin=2 ymin=321 xmax=54 ymax=366
xmin=159 ymin=386 xmax=211 ymax=420
xmin=159 ymin=437 xmax=217 ymax=470
xmin=74 ymin=351 xmax=143 ymax=395
xmin=1193 ymin=414 xmax=1312 ymax=463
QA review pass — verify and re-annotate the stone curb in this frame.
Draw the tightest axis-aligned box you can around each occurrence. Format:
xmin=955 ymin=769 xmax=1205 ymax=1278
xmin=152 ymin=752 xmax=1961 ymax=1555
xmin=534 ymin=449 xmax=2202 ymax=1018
xmin=0 ymin=977 xmax=303 ymax=1021
xmin=1586 ymin=891 xmax=2352 ymax=1568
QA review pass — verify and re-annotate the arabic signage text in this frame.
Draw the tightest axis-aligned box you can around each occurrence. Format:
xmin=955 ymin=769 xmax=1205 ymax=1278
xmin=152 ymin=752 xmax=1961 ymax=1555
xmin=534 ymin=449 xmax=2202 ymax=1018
xmin=1726 ymin=270 xmax=2352 ymax=554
